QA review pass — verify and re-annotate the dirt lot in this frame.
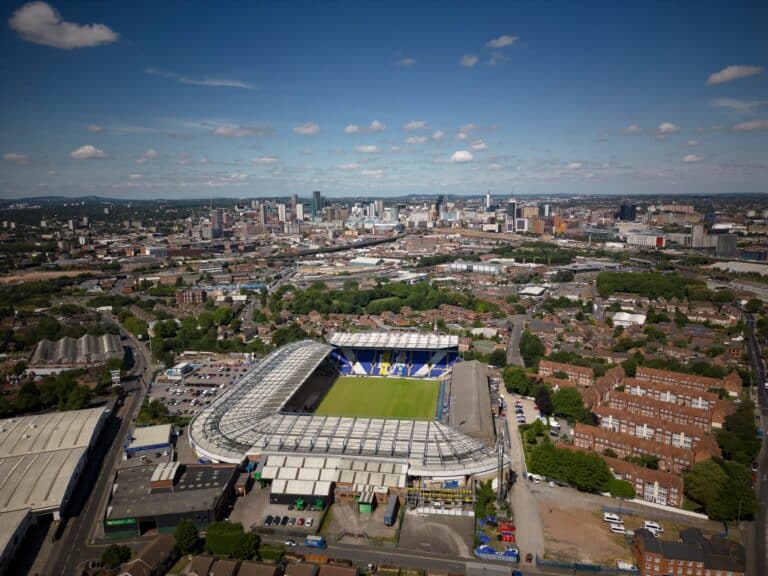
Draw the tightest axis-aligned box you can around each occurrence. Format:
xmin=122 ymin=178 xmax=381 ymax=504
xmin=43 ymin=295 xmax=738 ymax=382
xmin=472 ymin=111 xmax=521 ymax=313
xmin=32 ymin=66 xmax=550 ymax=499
xmin=539 ymin=502 xmax=633 ymax=565
xmin=398 ymin=510 xmax=473 ymax=558
xmin=0 ymin=269 xmax=93 ymax=285
xmin=328 ymin=501 xmax=399 ymax=541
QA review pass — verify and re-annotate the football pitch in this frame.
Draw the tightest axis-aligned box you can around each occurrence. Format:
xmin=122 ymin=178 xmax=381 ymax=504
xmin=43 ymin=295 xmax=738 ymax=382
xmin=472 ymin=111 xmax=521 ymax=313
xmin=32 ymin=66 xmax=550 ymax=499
xmin=314 ymin=376 xmax=439 ymax=420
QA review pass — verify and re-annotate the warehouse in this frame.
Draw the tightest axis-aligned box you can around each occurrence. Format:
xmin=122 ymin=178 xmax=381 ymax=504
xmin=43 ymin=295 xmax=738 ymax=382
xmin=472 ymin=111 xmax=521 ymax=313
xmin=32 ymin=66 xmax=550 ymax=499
xmin=123 ymin=424 xmax=174 ymax=458
xmin=28 ymin=333 xmax=124 ymax=373
xmin=104 ymin=463 xmax=237 ymax=538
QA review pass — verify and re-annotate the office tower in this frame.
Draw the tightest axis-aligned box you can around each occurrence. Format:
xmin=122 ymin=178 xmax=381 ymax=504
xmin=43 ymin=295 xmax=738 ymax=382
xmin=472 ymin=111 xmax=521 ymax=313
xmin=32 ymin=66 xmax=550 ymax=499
xmin=311 ymin=190 xmax=323 ymax=218
xmin=290 ymin=193 xmax=298 ymax=213
xmin=507 ymin=200 xmax=518 ymax=232
xmin=277 ymin=203 xmax=287 ymax=222
xmin=390 ymin=205 xmax=400 ymax=222
xmin=257 ymin=203 xmax=266 ymax=226
xmin=210 ymin=209 xmax=223 ymax=235
xmin=375 ymin=199 xmax=384 ymax=219
xmin=691 ymin=224 xmax=706 ymax=248
xmin=296 ymin=203 xmax=304 ymax=221
xmin=618 ymin=204 xmax=637 ymax=221
xmin=539 ymin=203 xmax=552 ymax=218
xmin=486 ymin=191 xmax=491 ymax=209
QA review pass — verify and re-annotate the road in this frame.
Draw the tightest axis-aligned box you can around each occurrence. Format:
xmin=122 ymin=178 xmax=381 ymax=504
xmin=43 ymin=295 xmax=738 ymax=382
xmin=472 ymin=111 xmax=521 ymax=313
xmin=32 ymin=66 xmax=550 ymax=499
xmin=39 ymin=320 xmax=156 ymax=576
xmin=745 ymin=312 xmax=767 ymax=576
xmin=506 ymin=314 xmax=527 ymax=367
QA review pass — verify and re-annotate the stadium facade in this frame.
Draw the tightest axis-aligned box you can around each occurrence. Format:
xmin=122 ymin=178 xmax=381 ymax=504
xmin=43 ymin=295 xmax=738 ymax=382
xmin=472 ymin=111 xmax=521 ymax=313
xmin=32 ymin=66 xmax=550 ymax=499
xmin=189 ymin=333 xmax=504 ymax=480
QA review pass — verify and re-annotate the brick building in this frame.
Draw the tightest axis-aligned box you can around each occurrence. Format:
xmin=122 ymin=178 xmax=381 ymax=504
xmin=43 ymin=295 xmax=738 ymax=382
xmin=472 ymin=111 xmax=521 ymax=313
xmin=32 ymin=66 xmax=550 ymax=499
xmin=632 ymin=528 xmax=745 ymax=576
xmin=624 ymin=378 xmax=719 ymax=411
xmin=538 ymin=360 xmax=594 ymax=386
xmin=607 ymin=391 xmax=713 ymax=431
xmin=635 ymin=366 xmax=741 ymax=397
xmin=176 ymin=289 xmax=207 ymax=305
xmin=603 ymin=456 xmax=684 ymax=507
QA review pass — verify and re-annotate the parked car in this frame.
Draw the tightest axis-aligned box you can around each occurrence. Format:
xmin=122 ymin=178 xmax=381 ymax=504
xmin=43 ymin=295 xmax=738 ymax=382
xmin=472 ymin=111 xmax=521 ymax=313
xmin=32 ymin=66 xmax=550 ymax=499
xmin=284 ymin=540 xmax=298 ymax=547
xmin=280 ymin=516 xmax=289 ymax=526
xmin=603 ymin=513 xmax=622 ymax=524
xmin=288 ymin=517 xmax=296 ymax=526
xmin=525 ymin=553 xmax=533 ymax=563
xmin=305 ymin=517 xmax=314 ymax=527
xmin=644 ymin=521 xmax=663 ymax=533
xmin=264 ymin=515 xmax=273 ymax=526
xmin=609 ymin=524 xmax=626 ymax=534
xmin=297 ymin=518 xmax=305 ymax=526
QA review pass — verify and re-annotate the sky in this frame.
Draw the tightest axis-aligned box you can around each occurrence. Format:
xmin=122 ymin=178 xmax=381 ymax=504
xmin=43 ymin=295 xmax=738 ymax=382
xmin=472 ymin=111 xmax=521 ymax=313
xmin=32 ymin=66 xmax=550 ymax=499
xmin=0 ymin=0 xmax=766 ymax=199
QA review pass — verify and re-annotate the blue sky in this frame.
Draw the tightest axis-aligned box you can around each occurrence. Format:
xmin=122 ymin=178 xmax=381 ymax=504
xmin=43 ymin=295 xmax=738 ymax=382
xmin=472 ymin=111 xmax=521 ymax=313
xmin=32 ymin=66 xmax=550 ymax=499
xmin=0 ymin=0 xmax=766 ymax=199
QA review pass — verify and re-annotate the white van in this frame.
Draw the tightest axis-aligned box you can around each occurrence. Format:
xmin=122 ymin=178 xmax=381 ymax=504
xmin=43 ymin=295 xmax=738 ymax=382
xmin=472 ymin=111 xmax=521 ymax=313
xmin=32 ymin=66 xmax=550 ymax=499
xmin=644 ymin=521 xmax=663 ymax=532
xmin=603 ymin=512 xmax=622 ymax=524
xmin=609 ymin=524 xmax=626 ymax=534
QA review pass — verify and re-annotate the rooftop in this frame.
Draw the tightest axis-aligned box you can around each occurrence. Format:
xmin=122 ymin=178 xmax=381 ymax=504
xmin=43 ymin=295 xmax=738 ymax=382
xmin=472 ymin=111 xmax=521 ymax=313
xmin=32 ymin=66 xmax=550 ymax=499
xmin=0 ymin=407 xmax=106 ymax=457
xmin=449 ymin=361 xmax=494 ymax=445
xmin=328 ymin=331 xmax=459 ymax=350
xmin=29 ymin=333 xmax=123 ymax=366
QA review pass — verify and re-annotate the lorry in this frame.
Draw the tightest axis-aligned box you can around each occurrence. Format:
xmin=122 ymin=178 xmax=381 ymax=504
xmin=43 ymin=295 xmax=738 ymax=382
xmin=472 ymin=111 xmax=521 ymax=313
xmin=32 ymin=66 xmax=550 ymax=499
xmin=384 ymin=494 xmax=400 ymax=526
xmin=305 ymin=535 xmax=327 ymax=549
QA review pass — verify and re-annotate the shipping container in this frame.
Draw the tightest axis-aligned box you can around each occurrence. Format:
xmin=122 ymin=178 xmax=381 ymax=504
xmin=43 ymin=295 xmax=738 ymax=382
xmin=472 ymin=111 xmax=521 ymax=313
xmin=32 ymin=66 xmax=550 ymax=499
xmin=384 ymin=494 xmax=399 ymax=526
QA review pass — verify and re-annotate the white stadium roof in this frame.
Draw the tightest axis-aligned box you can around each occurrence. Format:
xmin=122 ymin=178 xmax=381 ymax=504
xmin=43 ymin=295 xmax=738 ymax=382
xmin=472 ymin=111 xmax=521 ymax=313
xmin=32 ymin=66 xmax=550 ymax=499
xmin=328 ymin=332 xmax=459 ymax=350
xmin=189 ymin=339 xmax=502 ymax=478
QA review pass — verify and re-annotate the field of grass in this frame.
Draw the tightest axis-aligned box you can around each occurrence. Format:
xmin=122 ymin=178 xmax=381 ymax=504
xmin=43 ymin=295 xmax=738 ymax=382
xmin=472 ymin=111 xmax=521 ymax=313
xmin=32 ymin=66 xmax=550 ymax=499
xmin=314 ymin=376 xmax=439 ymax=420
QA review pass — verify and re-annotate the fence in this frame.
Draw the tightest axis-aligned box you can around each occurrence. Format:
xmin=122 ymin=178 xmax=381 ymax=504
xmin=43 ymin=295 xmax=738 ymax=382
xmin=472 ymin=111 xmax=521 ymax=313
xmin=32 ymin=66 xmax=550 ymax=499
xmin=536 ymin=556 xmax=639 ymax=575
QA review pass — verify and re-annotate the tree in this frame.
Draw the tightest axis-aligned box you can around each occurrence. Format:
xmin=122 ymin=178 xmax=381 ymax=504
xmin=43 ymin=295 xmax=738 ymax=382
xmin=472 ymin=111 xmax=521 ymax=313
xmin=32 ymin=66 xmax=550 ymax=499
xmin=535 ymin=385 xmax=553 ymax=416
xmin=608 ymin=478 xmax=635 ymax=499
xmin=503 ymin=366 xmax=533 ymax=395
xmin=14 ymin=381 xmax=41 ymax=413
xmin=716 ymin=400 xmax=760 ymax=466
xmin=744 ymin=298 xmax=763 ymax=313
xmin=175 ymin=520 xmax=200 ymax=554
xmin=488 ymin=349 xmax=507 ymax=367
xmin=552 ymin=387 xmax=593 ymax=423
xmin=204 ymin=522 xmax=259 ymax=560
xmin=519 ymin=331 xmax=545 ymax=368
xmin=102 ymin=544 xmax=131 ymax=569
xmin=684 ymin=460 xmax=729 ymax=512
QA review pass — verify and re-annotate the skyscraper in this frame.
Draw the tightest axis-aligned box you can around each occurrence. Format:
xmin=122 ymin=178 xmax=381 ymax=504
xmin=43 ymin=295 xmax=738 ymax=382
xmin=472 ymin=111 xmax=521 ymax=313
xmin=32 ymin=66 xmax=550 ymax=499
xmin=210 ymin=209 xmax=223 ymax=236
xmin=486 ymin=191 xmax=492 ymax=209
xmin=618 ymin=204 xmax=637 ymax=221
xmin=277 ymin=203 xmax=287 ymax=222
xmin=311 ymin=190 xmax=323 ymax=218
xmin=290 ymin=193 xmax=298 ymax=213
xmin=295 ymin=203 xmax=304 ymax=221
xmin=507 ymin=200 xmax=518 ymax=232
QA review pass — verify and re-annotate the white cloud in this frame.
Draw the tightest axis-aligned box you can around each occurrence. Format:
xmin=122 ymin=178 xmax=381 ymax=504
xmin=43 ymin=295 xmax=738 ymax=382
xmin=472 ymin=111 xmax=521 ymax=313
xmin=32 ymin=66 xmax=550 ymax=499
xmin=253 ymin=156 xmax=279 ymax=165
xmin=338 ymin=163 xmax=360 ymax=170
xmin=568 ymin=162 xmax=584 ymax=170
xmin=361 ymin=169 xmax=384 ymax=178
xmin=707 ymin=65 xmax=764 ymax=85
xmin=70 ymin=145 xmax=106 ymax=159
xmin=86 ymin=124 xmax=104 ymax=133
xmin=294 ymin=122 xmax=320 ymax=135
xmin=711 ymin=98 xmax=768 ymax=113
xmin=686 ymin=139 xmax=698 ymax=147
xmin=136 ymin=148 xmax=158 ymax=164
xmin=470 ymin=139 xmax=488 ymax=151
xmin=488 ymin=52 xmax=508 ymax=66
xmin=405 ymin=136 xmax=427 ymax=144
xmin=449 ymin=150 xmax=474 ymax=163
xmin=486 ymin=35 xmax=518 ymax=48
xmin=396 ymin=57 xmax=416 ymax=67
xmin=356 ymin=145 xmax=380 ymax=153
xmin=622 ymin=124 xmax=642 ymax=134
xmin=344 ymin=120 xmax=386 ymax=134
xmin=459 ymin=123 xmax=478 ymax=132
xmin=128 ymin=173 xmax=143 ymax=180
xmin=403 ymin=120 xmax=427 ymax=131
xmin=9 ymin=1 xmax=118 ymax=49
xmin=658 ymin=122 xmax=680 ymax=135
xmin=682 ymin=154 xmax=702 ymax=163
xmin=456 ymin=132 xmax=469 ymax=141
xmin=211 ymin=124 xmax=270 ymax=137
xmin=3 ymin=153 xmax=29 ymax=164
xmin=145 ymin=67 xmax=254 ymax=89
xmin=432 ymin=130 xmax=445 ymax=140
xmin=460 ymin=54 xmax=479 ymax=68
xmin=732 ymin=120 xmax=768 ymax=132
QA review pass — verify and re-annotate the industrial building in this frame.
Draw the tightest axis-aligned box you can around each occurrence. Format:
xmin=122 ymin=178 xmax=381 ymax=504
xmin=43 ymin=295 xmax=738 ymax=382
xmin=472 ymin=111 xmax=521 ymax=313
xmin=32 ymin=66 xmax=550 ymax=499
xmin=28 ymin=333 xmax=124 ymax=373
xmin=0 ymin=407 xmax=107 ymax=569
xmin=123 ymin=424 xmax=174 ymax=458
xmin=104 ymin=463 xmax=237 ymax=538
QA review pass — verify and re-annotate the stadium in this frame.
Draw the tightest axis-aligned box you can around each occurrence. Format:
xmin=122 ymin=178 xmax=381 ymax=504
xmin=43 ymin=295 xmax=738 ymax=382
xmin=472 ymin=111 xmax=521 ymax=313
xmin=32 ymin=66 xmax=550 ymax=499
xmin=189 ymin=332 xmax=504 ymax=482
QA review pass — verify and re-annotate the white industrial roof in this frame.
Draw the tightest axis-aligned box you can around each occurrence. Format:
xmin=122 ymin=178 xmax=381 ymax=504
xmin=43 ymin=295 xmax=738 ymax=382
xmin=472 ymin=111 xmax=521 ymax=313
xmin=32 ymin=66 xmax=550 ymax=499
xmin=0 ymin=407 xmax=106 ymax=457
xmin=519 ymin=286 xmax=546 ymax=296
xmin=128 ymin=424 xmax=172 ymax=450
xmin=328 ymin=332 xmax=459 ymax=350
xmin=189 ymin=340 xmax=504 ymax=478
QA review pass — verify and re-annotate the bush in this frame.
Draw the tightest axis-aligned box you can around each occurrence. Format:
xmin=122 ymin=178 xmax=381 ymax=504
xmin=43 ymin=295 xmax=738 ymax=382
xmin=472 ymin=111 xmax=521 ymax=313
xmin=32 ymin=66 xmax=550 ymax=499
xmin=608 ymin=477 xmax=636 ymax=499
xmin=205 ymin=522 xmax=259 ymax=560
xmin=175 ymin=520 xmax=200 ymax=554
xmin=102 ymin=544 xmax=131 ymax=569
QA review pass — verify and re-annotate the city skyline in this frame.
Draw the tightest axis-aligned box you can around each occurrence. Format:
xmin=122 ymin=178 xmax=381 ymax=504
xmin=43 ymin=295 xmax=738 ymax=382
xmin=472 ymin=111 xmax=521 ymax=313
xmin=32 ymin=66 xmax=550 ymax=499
xmin=0 ymin=0 xmax=766 ymax=198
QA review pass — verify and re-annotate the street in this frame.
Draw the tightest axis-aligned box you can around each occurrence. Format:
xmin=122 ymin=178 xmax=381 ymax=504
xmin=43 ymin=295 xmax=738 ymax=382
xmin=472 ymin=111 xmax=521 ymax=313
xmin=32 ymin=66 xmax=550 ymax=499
xmin=745 ymin=313 xmax=767 ymax=576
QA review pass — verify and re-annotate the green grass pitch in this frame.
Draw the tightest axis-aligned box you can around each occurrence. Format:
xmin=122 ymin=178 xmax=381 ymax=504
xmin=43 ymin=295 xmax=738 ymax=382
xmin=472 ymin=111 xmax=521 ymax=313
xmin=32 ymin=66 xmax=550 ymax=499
xmin=314 ymin=376 xmax=439 ymax=420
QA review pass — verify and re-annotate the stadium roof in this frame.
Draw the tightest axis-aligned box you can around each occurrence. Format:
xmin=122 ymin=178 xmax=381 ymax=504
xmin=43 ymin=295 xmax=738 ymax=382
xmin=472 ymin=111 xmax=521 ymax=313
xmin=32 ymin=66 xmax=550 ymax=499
xmin=29 ymin=333 xmax=123 ymax=366
xmin=189 ymin=340 xmax=503 ymax=478
xmin=449 ymin=361 xmax=494 ymax=445
xmin=328 ymin=332 xmax=459 ymax=350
